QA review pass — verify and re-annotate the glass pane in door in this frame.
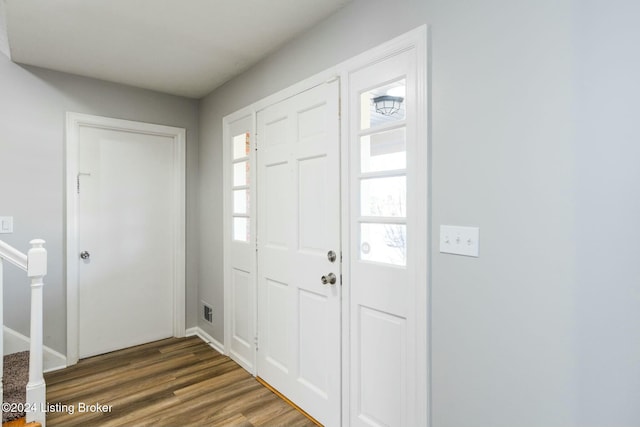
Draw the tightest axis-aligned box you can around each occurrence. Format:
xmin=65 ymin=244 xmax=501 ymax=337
xmin=360 ymin=223 xmax=407 ymax=266
xmin=360 ymin=79 xmax=406 ymax=130
xmin=233 ymin=132 xmax=250 ymax=159
xmin=361 ymin=128 xmax=406 ymax=173
xmin=233 ymin=161 xmax=249 ymax=187
xmin=360 ymin=176 xmax=406 ymax=218
xmin=233 ymin=189 xmax=249 ymax=214
xmin=233 ymin=217 xmax=250 ymax=242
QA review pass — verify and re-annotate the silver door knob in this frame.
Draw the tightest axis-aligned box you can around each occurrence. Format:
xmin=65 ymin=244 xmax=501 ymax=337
xmin=80 ymin=251 xmax=90 ymax=260
xmin=321 ymin=273 xmax=337 ymax=285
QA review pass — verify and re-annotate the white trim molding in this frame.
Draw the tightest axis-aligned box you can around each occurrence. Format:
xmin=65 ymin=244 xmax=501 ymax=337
xmin=3 ymin=326 xmax=67 ymax=373
xmin=65 ymin=112 xmax=186 ymax=366
xmin=186 ymin=327 xmax=225 ymax=355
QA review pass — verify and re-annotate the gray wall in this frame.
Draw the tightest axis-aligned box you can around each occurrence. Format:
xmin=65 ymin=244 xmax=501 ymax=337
xmin=574 ymin=0 xmax=640 ymax=425
xmin=0 ymin=53 xmax=199 ymax=354
xmin=198 ymin=0 xmax=640 ymax=425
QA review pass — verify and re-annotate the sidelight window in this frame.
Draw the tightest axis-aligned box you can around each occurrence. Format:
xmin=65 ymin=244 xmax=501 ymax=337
xmin=232 ymin=132 xmax=251 ymax=242
xmin=357 ymin=79 xmax=407 ymax=266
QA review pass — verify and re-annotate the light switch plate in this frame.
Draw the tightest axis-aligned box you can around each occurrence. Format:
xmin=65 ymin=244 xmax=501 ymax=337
xmin=440 ymin=225 xmax=479 ymax=257
xmin=0 ymin=216 xmax=14 ymax=234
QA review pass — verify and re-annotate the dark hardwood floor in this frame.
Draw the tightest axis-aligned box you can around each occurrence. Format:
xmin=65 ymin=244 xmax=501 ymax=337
xmin=44 ymin=337 xmax=317 ymax=426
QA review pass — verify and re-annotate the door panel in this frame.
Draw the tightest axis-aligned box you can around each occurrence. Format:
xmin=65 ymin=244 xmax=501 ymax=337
xmin=78 ymin=126 xmax=175 ymax=358
xmin=358 ymin=306 xmax=406 ymax=426
xmin=265 ymin=278 xmax=291 ymax=372
xmin=299 ymin=156 xmax=329 ymax=252
xmin=231 ymin=267 xmax=252 ymax=359
xmin=265 ymin=163 xmax=289 ymax=248
xmin=298 ymin=288 xmax=330 ymax=396
xmin=257 ymin=80 xmax=341 ymax=426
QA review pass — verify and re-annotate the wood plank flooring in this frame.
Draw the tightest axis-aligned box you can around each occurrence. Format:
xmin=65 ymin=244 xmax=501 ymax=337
xmin=43 ymin=337 xmax=317 ymax=426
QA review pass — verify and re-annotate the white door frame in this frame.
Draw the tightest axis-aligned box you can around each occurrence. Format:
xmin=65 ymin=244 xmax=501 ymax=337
xmin=222 ymin=25 xmax=429 ymax=426
xmin=65 ymin=112 xmax=186 ymax=366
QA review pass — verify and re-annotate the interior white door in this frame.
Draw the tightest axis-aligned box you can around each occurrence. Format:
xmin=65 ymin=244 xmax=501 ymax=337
xmin=256 ymin=80 xmax=341 ymax=426
xmin=77 ymin=126 xmax=176 ymax=358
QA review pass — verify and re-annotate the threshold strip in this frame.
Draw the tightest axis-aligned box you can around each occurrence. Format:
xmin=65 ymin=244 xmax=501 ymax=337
xmin=255 ymin=377 xmax=323 ymax=427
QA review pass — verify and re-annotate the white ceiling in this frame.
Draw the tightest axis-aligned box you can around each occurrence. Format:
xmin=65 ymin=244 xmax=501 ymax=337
xmin=1 ymin=0 xmax=351 ymax=98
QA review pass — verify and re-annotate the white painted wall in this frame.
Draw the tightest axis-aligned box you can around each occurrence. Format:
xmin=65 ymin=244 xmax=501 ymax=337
xmin=199 ymin=0 xmax=640 ymax=425
xmin=0 ymin=55 xmax=200 ymax=355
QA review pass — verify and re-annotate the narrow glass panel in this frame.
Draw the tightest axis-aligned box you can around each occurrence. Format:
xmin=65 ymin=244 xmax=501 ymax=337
xmin=233 ymin=132 xmax=250 ymax=159
xmin=233 ymin=161 xmax=249 ymax=187
xmin=360 ymin=176 xmax=406 ymax=218
xmin=360 ymin=223 xmax=407 ymax=266
xmin=233 ymin=217 xmax=250 ymax=242
xmin=233 ymin=189 xmax=249 ymax=214
xmin=361 ymin=128 xmax=406 ymax=173
xmin=360 ymin=79 xmax=406 ymax=130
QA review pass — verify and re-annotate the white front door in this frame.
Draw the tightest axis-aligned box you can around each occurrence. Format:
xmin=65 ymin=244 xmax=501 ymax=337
xmin=256 ymin=80 xmax=341 ymax=426
xmin=76 ymin=124 xmax=178 ymax=358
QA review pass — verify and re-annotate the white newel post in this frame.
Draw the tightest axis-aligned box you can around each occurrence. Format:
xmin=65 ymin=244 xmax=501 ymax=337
xmin=26 ymin=239 xmax=46 ymax=426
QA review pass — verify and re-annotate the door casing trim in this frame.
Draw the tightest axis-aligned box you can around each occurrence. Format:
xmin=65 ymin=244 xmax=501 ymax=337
xmin=65 ymin=112 xmax=186 ymax=365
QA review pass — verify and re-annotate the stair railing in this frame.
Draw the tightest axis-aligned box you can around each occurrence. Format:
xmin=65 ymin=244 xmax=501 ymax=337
xmin=0 ymin=239 xmax=47 ymax=427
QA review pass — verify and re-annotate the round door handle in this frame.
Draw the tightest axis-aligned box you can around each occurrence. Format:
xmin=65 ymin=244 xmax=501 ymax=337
xmin=321 ymin=273 xmax=337 ymax=285
xmin=80 ymin=251 xmax=90 ymax=260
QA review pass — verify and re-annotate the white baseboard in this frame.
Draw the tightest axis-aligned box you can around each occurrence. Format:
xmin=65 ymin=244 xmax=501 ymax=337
xmin=185 ymin=326 xmax=225 ymax=355
xmin=3 ymin=326 xmax=67 ymax=372
xmin=3 ymin=326 xmax=227 ymax=373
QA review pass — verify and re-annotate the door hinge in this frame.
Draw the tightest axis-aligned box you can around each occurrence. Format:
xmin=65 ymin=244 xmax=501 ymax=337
xmin=76 ymin=172 xmax=91 ymax=194
xmin=254 ymin=336 xmax=259 ymax=351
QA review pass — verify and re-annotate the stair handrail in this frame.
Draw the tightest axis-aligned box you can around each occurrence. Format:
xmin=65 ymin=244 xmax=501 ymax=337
xmin=0 ymin=239 xmax=28 ymax=271
xmin=0 ymin=239 xmax=47 ymax=427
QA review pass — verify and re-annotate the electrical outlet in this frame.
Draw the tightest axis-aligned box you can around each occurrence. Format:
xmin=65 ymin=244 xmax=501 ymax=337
xmin=440 ymin=225 xmax=479 ymax=257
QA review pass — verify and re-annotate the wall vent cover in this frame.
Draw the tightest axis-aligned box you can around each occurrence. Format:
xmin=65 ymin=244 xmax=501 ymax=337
xmin=202 ymin=302 xmax=213 ymax=324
